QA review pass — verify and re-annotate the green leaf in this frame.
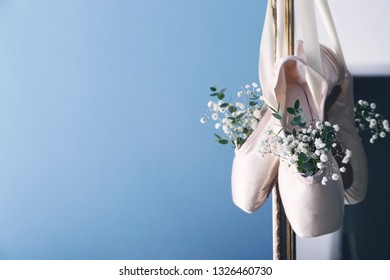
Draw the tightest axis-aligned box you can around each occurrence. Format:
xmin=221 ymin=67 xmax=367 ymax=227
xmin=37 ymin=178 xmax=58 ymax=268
xmin=229 ymin=106 xmax=237 ymax=113
xmin=227 ymin=117 xmax=236 ymax=121
xmin=249 ymin=101 xmax=257 ymax=106
xmin=214 ymin=133 xmax=222 ymax=139
xmin=292 ymin=129 xmax=297 ymax=137
xmin=210 ymin=93 xmax=218 ymax=97
xmin=236 ymin=113 xmax=245 ymax=119
xmin=298 ymin=152 xmax=309 ymax=163
xmin=218 ymin=139 xmax=229 ymax=145
xmin=210 ymin=86 xmax=217 ymax=92
xmin=272 ymin=113 xmax=282 ymax=120
xmin=287 ymin=107 xmax=296 ymax=115
xmin=220 ymin=103 xmax=229 ymax=108
xmin=217 ymin=93 xmax=225 ymax=100
xmin=290 ymin=116 xmax=303 ymax=126
xmin=220 ymin=88 xmax=226 ymax=93
xmin=299 ymin=121 xmax=307 ymax=128
xmin=294 ymin=99 xmax=300 ymax=109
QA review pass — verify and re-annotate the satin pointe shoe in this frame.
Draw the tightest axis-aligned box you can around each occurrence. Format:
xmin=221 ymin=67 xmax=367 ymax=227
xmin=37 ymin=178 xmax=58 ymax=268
xmin=231 ymin=107 xmax=280 ymax=213
xmin=272 ymin=56 xmax=344 ymax=237
xmin=296 ymin=41 xmax=368 ymax=205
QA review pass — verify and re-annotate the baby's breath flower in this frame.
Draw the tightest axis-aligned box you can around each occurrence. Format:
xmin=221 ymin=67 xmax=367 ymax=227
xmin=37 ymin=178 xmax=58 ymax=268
xmin=315 ymin=138 xmax=326 ymax=149
xmin=253 ymin=109 xmax=261 ymax=119
xmin=370 ymin=103 xmax=376 ymax=109
xmin=245 ymin=84 xmax=250 ymax=89
xmin=212 ymin=113 xmax=218 ymax=120
xmin=200 ymin=117 xmax=206 ymax=124
xmin=215 ymin=123 xmax=221 ymax=129
xmin=321 ymin=177 xmax=328 ymax=186
xmin=342 ymin=156 xmax=350 ymax=164
xmin=331 ymin=174 xmax=339 ymax=181
xmin=380 ymin=132 xmax=386 ymax=138
xmin=237 ymin=91 xmax=243 ymax=97
xmin=332 ymin=124 xmax=340 ymax=132
xmin=256 ymin=88 xmax=261 ymax=93
xmin=340 ymin=166 xmax=346 ymax=173
xmin=320 ymin=154 xmax=328 ymax=162
xmin=316 ymin=121 xmax=324 ymax=130
xmin=252 ymin=82 xmax=258 ymax=88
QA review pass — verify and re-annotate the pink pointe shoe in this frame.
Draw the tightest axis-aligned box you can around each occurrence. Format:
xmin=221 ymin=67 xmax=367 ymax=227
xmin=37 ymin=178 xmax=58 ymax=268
xmin=231 ymin=107 xmax=280 ymax=213
xmin=272 ymin=55 xmax=344 ymax=238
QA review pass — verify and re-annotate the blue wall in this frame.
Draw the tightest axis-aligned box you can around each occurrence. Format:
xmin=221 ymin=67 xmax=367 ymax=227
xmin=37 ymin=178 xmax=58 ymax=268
xmin=0 ymin=0 xmax=271 ymax=259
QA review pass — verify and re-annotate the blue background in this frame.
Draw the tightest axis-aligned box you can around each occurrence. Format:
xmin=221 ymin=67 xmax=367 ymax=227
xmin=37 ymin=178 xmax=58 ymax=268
xmin=0 ymin=0 xmax=272 ymax=259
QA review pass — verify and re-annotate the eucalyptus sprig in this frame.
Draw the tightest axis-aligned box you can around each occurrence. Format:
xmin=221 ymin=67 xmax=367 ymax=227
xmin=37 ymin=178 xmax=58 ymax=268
xmin=200 ymin=83 xmax=265 ymax=149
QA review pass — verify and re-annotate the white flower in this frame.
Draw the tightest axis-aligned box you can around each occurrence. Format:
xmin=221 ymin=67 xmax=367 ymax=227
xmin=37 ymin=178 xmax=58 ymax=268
xmin=331 ymin=173 xmax=339 ymax=181
xmin=370 ymin=138 xmax=375 ymax=144
xmin=380 ymin=132 xmax=386 ymax=138
xmin=321 ymin=177 xmax=328 ymax=186
xmin=240 ymin=133 xmax=247 ymax=140
xmin=342 ymin=156 xmax=350 ymax=164
xmin=340 ymin=166 xmax=346 ymax=173
xmin=236 ymin=102 xmax=245 ymax=110
xmin=373 ymin=134 xmax=378 ymax=140
xmin=315 ymin=150 xmax=321 ymax=156
xmin=358 ymin=100 xmax=364 ymax=106
xmin=212 ymin=113 xmax=218 ymax=120
xmin=215 ymin=123 xmax=221 ymax=129
xmin=252 ymin=82 xmax=258 ymax=88
xmin=200 ymin=117 xmax=206 ymax=124
xmin=316 ymin=121 xmax=324 ymax=130
xmin=219 ymin=108 xmax=226 ymax=113
xmin=315 ymin=138 xmax=326 ymax=149
xmin=345 ymin=149 xmax=352 ymax=157
xmin=207 ymin=101 xmax=213 ymax=108
xmin=302 ymin=135 xmax=310 ymax=142
xmin=245 ymin=84 xmax=250 ymax=89
xmin=237 ymin=91 xmax=243 ymax=97
xmin=256 ymin=88 xmax=261 ymax=93
xmin=332 ymin=124 xmax=340 ymax=132
xmin=246 ymin=90 xmax=251 ymax=95
xmin=370 ymin=103 xmax=376 ymax=109
xmin=383 ymin=120 xmax=389 ymax=128
xmin=253 ymin=109 xmax=261 ymax=119
xmin=325 ymin=121 xmax=331 ymax=127
xmin=320 ymin=154 xmax=328 ymax=162
xmin=370 ymin=119 xmax=377 ymax=127
xmin=332 ymin=143 xmax=337 ymax=148
xmin=316 ymin=162 xmax=324 ymax=169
